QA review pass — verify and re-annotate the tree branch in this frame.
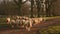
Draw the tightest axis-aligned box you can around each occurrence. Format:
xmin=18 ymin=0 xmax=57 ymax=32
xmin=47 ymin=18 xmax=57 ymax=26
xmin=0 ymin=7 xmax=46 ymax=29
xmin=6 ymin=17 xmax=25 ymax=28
xmin=22 ymin=0 xmax=28 ymax=4
xmin=13 ymin=0 xmax=18 ymax=5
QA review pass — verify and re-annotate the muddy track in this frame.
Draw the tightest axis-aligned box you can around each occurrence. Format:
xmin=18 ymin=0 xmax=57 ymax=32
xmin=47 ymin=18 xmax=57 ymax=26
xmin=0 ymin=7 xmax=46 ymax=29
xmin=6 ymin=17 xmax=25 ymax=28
xmin=0 ymin=18 xmax=60 ymax=34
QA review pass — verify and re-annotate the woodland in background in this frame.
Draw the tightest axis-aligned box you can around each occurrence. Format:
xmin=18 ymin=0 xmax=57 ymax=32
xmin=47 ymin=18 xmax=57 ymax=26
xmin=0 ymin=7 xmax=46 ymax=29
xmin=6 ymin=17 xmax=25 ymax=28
xmin=0 ymin=0 xmax=60 ymax=17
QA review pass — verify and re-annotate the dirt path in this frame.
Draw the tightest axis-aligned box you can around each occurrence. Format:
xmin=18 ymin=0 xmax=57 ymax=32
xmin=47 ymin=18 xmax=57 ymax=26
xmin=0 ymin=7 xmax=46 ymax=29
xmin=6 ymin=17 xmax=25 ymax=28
xmin=0 ymin=18 xmax=60 ymax=34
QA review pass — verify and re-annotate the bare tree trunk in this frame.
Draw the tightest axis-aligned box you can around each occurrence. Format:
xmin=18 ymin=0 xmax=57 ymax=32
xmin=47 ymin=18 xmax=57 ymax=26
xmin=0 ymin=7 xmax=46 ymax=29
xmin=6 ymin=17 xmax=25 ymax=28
xmin=18 ymin=0 xmax=22 ymax=16
xmin=14 ymin=0 xmax=27 ymax=16
xmin=45 ymin=0 xmax=56 ymax=17
xmin=30 ymin=0 xmax=34 ymax=18
xmin=36 ymin=0 xmax=41 ymax=17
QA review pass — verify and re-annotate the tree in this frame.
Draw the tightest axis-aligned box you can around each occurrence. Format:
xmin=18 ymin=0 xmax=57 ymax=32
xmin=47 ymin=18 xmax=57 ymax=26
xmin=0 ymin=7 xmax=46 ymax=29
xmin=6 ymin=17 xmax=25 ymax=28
xmin=45 ymin=0 xmax=57 ymax=17
xmin=36 ymin=0 xmax=41 ymax=17
xmin=0 ymin=0 xmax=19 ymax=15
xmin=30 ymin=0 xmax=34 ymax=18
xmin=13 ymin=0 xmax=28 ymax=16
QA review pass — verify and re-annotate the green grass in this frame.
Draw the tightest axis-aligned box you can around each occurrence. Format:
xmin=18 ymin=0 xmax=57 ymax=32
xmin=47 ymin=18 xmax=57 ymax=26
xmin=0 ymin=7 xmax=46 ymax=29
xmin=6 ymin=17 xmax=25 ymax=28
xmin=0 ymin=18 xmax=6 ymax=23
xmin=43 ymin=16 xmax=60 ymax=20
xmin=39 ymin=25 xmax=60 ymax=34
